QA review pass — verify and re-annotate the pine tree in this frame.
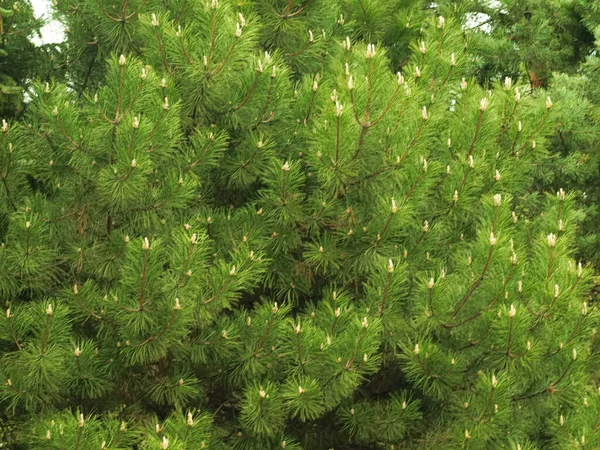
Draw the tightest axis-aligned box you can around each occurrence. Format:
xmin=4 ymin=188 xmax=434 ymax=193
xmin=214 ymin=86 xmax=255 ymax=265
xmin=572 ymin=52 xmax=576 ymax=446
xmin=0 ymin=0 xmax=43 ymax=118
xmin=0 ymin=1 xmax=598 ymax=449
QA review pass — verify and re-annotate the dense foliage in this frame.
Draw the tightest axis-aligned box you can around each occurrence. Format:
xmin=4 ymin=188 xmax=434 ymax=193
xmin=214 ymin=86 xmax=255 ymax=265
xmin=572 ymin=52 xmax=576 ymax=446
xmin=1 ymin=1 xmax=600 ymax=449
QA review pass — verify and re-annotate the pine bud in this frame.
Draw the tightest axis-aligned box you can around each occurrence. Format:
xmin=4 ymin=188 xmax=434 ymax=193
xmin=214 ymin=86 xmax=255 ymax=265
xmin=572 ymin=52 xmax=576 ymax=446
xmin=132 ymin=116 xmax=139 ymax=129
xmin=160 ymin=436 xmax=169 ymax=450
xmin=365 ymin=43 xmax=376 ymax=59
xmin=79 ymin=413 xmax=85 ymax=427
xmin=512 ymin=211 xmax=517 ymax=223
xmin=428 ymin=278 xmax=434 ymax=289
xmin=294 ymin=322 xmax=301 ymax=333
xmin=118 ymin=54 xmax=126 ymax=66
xmin=120 ymin=421 xmax=127 ymax=432
xmin=518 ymin=120 xmax=522 ymax=132
xmin=335 ymin=307 xmax=341 ymax=317
xmin=211 ymin=0 xmax=218 ymax=9
xmin=45 ymin=82 xmax=50 ymax=93
xmin=174 ymin=298 xmax=181 ymax=310
xmin=362 ymin=317 xmax=368 ymax=328
xmin=465 ymin=430 xmax=471 ymax=439
xmin=176 ymin=25 xmax=182 ymax=37
xmin=308 ymin=29 xmax=314 ymax=43
xmin=504 ymin=77 xmax=512 ymax=90
xmin=573 ymin=348 xmax=577 ymax=360
xmin=298 ymin=385 xmax=305 ymax=394
xmin=415 ymin=66 xmax=421 ymax=78
xmin=460 ymin=77 xmax=467 ymax=90
xmin=480 ymin=97 xmax=489 ymax=112
xmin=414 ymin=343 xmax=420 ymax=355
xmin=557 ymin=188 xmax=566 ymax=200
xmin=272 ymin=302 xmax=279 ymax=314
xmin=74 ymin=347 xmax=81 ymax=357
xmin=281 ymin=161 xmax=290 ymax=172
xmin=259 ymin=388 xmax=266 ymax=398
xmin=187 ymin=412 xmax=194 ymax=427
xmin=345 ymin=36 xmax=351 ymax=51
xmin=221 ymin=330 xmax=228 ymax=339
xmin=423 ymin=159 xmax=428 ymax=172
xmin=468 ymin=155 xmax=474 ymax=168
xmin=335 ymin=101 xmax=343 ymax=117
xmin=515 ymin=87 xmax=521 ymax=102
xmin=271 ymin=65 xmax=277 ymax=78
xmin=229 ymin=265 xmax=236 ymax=276
xmin=489 ymin=232 xmax=497 ymax=246
xmin=493 ymin=194 xmax=501 ymax=206
xmin=312 ymin=78 xmax=318 ymax=91
xmin=235 ymin=22 xmax=242 ymax=37
xmin=423 ymin=220 xmax=429 ymax=232
xmin=419 ymin=41 xmax=426 ymax=54
xmin=578 ymin=262 xmax=583 ymax=277
xmin=46 ymin=430 xmax=51 ymax=440
xmin=130 ymin=159 xmax=137 ymax=168
xmin=388 ymin=259 xmax=394 ymax=273
xmin=151 ymin=13 xmax=159 ymax=27
xmin=554 ymin=284 xmax=559 ymax=298
xmin=52 ymin=106 xmax=58 ymax=116
xmin=509 ymin=304 xmax=516 ymax=318
xmin=491 ymin=374 xmax=498 ymax=387
xmin=547 ymin=233 xmax=556 ymax=247
xmin=450 ymin=53 xmax=455 ymax=66
xmin=453 ymin=190 xmax=458 ymax=203
xmin=511 ymin=253 xmax=517 ymax=265
xmin=1 ymin=120 xmax=7 ymax=133
xmin=560 ymin=414 xmax=564 ymax=426
xmin=160 ymin=78 xmax=167 ymax=88
xmin=155 ymin=423 xmax=162 ymax=433
xmin=143 ymin=237 xmax=150 ymax=250
xmin=163 ymin=97 xmax=169 ymax=110
xmin=397 ymin=72 xmax=404 ymax=85
xmin=46 ymin=303 xmax=53 ymax=316
xmin=546 ymin=96 xmax=553 ymax=109
xmin=347 ymin=75 xmax=354 ymax=90
xmin=494 ymin=170 xmax=500 ymax=181
xmin=421 ymin=106 xmax=428 ymax=120
xmin=437 ymin=16 xmax=445 ymax=28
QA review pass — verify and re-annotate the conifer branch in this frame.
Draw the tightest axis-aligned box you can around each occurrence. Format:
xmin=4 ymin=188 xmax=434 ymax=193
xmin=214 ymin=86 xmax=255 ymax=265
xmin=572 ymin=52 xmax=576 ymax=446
xmin=178 ymin=34 xmax=198 ymax=68
xmin=252 ymin=313 xmax=276 ymax=357
xmin=54 ymin=116 xmax=87 ymax=153
xmin=370 ymin=85 xmax=402 ymax=127
xmin=475 ymin=386 xmax=495 ymax=424
xmin=5 ymin=310 xmax=22 ymax=350
xmin=208 ymin=6 xmax=217 ymax=71
xmin=139 ymin=250 xmax=149 ymax=310
xmin=466 ymin=109 xmax=485 ymax=160
xmin=379 ymin=271 xmax=393 ymax=316
xmin=94 ymin=0 xmax=120 ymax=21
xmin=211 ymin=39 xmax=239 ymax=77
xmin=515 ymin=109 xmax=552 ymax=155
xmin=132 ymin=308 xmax=179 ymax=348
xmin=41 ymin=307 xmax=52 ymax=357
xmin=154 ymin=27 xmax=171 ymax=73
xmin=174 ymin=0 xmax=189 ymax=24
xmin=287 ymin=0 xmax=314 ymax=17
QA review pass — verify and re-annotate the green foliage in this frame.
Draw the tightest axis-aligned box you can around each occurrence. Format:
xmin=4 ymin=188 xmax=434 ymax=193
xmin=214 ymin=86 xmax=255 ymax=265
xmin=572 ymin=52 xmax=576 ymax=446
xmin=0 ymin=0 xmax=599 ymax=449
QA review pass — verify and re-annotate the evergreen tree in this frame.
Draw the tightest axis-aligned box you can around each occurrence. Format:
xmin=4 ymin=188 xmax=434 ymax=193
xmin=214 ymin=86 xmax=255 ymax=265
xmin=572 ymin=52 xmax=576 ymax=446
xmin=0 ymin=0 xmax=43 ymax=118
xmin=0 ymin=1 xmax=598 ymax=449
